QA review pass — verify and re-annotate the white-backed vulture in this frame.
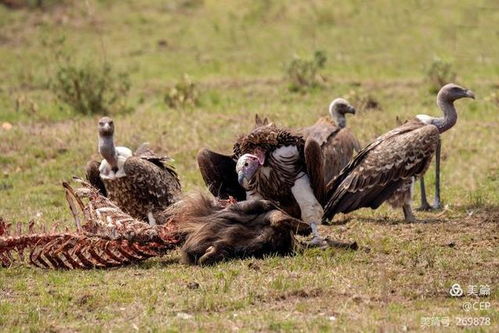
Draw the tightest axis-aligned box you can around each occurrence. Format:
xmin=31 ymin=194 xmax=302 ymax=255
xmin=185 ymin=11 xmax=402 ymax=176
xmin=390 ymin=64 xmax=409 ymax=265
xmin=301 ymin=98 xmax=361 ymax=184
xmin=86 ymin=117 xmax=181 ymax=225
xmin=322 ymin=83 xmax=474 ymax=222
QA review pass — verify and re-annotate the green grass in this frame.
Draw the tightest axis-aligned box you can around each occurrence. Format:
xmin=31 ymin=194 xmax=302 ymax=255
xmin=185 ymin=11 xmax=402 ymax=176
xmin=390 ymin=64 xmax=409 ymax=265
xmin=0 ymin=0 xmax=498 ymax=331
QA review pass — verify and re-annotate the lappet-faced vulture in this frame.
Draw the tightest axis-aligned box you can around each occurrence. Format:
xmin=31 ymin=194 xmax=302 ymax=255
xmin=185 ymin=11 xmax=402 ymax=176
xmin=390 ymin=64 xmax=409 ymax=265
xmin=322 ymin=83 xmax=474 ymax=223
xmin=197 ymin=123 xmax=327 ymax=244
xmin=301 ymin=98 xmax=361 ymax=185
xmin=85 ymin=117 xmax=181 ymax=225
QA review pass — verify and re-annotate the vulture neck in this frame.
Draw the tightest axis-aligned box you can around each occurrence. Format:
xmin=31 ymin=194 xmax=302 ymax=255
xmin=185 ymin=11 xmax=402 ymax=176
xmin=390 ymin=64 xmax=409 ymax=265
xmin=331 ymin=112 xmax=346 ymax=128
xmin=99 ymin=134 xmax=118 ymax=170
xmin=432 ymin=93 xmax=458 ymax=134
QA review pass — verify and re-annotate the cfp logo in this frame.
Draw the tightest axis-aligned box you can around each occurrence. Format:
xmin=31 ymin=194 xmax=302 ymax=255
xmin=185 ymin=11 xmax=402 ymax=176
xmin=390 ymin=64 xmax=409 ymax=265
xmin=450 ymin=283 xmax=464 ymax=297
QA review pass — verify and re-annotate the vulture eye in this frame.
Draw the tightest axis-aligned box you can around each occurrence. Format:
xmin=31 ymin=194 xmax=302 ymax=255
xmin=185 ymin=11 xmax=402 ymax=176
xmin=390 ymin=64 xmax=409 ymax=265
xmin=244 ymin=162 xmax=249 ymax=167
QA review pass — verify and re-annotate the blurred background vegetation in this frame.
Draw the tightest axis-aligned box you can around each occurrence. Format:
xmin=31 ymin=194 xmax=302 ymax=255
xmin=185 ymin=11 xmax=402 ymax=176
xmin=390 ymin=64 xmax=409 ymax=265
xmin=0 ymin=1 xmax=497 ymax=331
xmin=0 ymin=0 xmax=497 ymax=221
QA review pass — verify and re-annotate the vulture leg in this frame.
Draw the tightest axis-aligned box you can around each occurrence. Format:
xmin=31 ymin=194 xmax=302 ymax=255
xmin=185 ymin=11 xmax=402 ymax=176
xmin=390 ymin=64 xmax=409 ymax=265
xmin=291 ymin=175 xmax=326 ymax=247
xmin=403 ymin=203 xmax=416 ymax=223
xmin=417 ymin=138 xmax=442 ymax=211
xmin=301 ymin=137 xmax=327 ymax=246
xmin=417 ymin=177 xmax=432 ymax=211
xmin=196 ymin=149 xmax=246 ymax=201
xmin=432 ymin=138 xmax=442 ymax=210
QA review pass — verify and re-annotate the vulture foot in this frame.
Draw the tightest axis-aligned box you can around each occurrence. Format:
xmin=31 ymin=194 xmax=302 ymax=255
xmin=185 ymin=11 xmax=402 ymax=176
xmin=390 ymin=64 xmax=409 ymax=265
xmin=307 ymin=235 xmax=328 ymax=248
xmin=416 ymin=202 xmax=442 ymax=212
xmin=432 ymin=197 xmax=442 ymax=210
xmin=403 ymin=204 xmax=417 ymax=223
xmin=305 ymin=237 xmax=358 ymax=250
xmin=416 ymin=203 xmax=433 ymax=211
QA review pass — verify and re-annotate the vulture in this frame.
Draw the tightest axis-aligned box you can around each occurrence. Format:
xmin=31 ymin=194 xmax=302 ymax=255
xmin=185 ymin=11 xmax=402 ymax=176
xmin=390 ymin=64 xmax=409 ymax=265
xmin=322 ymin=83 xmax=474 ymax=223
xmin=86 ymin=117 xmax=181 ymax=225
xmin=301 ymin=98 xmax=361 ymax=184
xmin=197 ymin=123 xmax=327 ymax=244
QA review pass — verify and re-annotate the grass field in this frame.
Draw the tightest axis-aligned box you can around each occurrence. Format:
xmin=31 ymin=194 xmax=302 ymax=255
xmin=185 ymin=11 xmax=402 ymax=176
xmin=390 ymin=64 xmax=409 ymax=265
xmin=0 ymin=0 xmax=498 ymax=331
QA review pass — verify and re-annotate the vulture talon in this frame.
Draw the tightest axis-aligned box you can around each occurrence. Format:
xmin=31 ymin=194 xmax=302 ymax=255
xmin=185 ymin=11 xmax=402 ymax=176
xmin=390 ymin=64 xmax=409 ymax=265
xmin=416 ymin=203 xmax=433 ymax=212
xmin=307 ymin=236 xmax=328 ymax=248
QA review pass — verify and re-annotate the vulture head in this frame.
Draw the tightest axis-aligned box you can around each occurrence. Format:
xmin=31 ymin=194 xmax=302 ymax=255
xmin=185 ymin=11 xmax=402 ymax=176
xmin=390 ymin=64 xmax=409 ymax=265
xmin=236 ymin=150 xmax=265 ymax=188
xmin=97 ymin=117 xmax=132 ymax=179
xmin=437 ymin=83 xmax=475 ymax=103
xmin=329 ymin=98 xmax=356 ymax=128
xmin=98 ymin=117 xmax=115 ymax=137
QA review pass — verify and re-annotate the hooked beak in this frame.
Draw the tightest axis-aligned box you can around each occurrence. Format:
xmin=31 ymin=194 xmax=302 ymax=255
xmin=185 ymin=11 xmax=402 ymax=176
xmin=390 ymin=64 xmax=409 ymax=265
xmin=347 ymin=105 xmax=357 ymax=114
xmin=103 ymin=123 xmax=111 ymax=131
xmin=465 ymin=89 xmax=475 ymax=99
xmin=237 ymin=171 xmax=246 ymax=186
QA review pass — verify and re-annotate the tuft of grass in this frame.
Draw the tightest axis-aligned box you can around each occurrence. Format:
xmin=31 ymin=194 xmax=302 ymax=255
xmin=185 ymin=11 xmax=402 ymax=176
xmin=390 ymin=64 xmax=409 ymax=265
xmin=164 ymin=74 xmax=201 ymax=109
xmin=50 ymin=61 xmax=131 ymax=116
xmin=285 ymin=50 xmax=327 ymax=93
xmin=0 ymin=0 xmax=64 ymax=10
xmin=425 ymin=58 xmax=457 ymax=94
xmin=345 ymin=89 xmax=381 ymax=112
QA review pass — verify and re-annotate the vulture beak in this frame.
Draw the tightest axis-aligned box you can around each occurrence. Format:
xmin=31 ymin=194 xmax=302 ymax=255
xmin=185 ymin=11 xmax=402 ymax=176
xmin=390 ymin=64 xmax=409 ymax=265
xmin=237 ymin=171 xmax=246 ymax=186
xmin=348 ymin=105 xmax=357 ymax=114
xmin=103 ymin=123 xmax=112 ymax=131
xmin=465 ymin=89 xmax=475 ymax=99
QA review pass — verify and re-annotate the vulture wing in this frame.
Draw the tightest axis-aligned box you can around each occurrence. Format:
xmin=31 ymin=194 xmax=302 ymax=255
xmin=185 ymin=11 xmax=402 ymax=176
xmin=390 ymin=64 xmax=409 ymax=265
xmin=322 ymin=128 xmax=362 ymax=183
xmin=301 ymin=118 xmax=340 ymax=147
xmin=304 ymin=137 xmax=325 ymax=205
xmin=322 ymin=120 xmax=439 ymax=222
xmin=197 ymin=149 xmax=247 ymax=201
xmin=134 ymin=143 xmax=180 ymax=188
xmin=123 ymin=156 xmax=181 ymax=208
xmin=85 ymin=160 xmax=107 ymax=196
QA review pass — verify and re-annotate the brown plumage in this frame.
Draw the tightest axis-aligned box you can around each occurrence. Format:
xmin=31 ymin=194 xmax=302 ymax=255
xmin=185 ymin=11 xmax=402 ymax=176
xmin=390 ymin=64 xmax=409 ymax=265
xmin=198 ymin=122 xmax=326 ymax=244
xmin=302 ymin=118 xmax=360 ymax=184
xmin=323 ymin=83 xmax=475 ymax=222
xmin=86 ymin=145 xmax=181 ymax=225
xmin=86 ymin=118 xmax=181 ymax=225
xmin=301 ymin=98 xmax=360 ymax=185
xmin=199 ymin=123 xmax=325 ymax=218
xmin=323 ymin=119 xmax=438 ymax=221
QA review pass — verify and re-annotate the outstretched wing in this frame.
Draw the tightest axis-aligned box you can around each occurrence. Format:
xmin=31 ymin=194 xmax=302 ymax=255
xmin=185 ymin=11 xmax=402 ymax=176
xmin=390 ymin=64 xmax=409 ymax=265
xmin=304 ymin=137 xmax=325 ymax=205
xmin=197 ymin=149 xmax=246 ymax=201
xmin=123 ymin=156 xmax=181 ymax=208
xmin=85 ymin=160 xmax=107 ymax=196
xmin=323 ymin=121 xmax=438 ymax=222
